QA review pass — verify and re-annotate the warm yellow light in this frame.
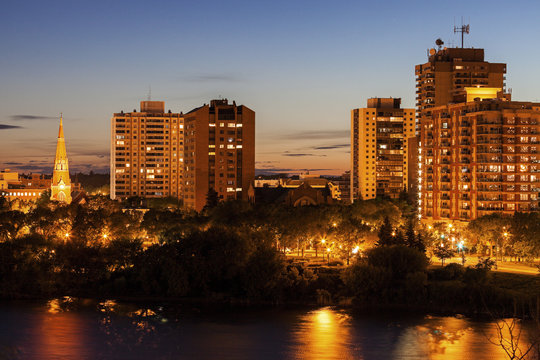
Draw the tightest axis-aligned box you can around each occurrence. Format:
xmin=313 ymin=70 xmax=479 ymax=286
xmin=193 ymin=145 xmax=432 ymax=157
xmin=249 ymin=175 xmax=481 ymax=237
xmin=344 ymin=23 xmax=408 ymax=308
xmin=326 ymin=248 xmax=330 ymax=252
xmin=321 ymin=239 xmax=326 ymax=244
xmin=504 ymin=232 xmax=508 ymax=237
xmin=65 ymin=233 xmax=69 ymax=238
xmin=391 ymin=231 xmax=396 ymax=236
xmin=332 ymin=222 xmax=337 ymax=227
xmin=352 ymin=246 xmax=360 ymax=254
xmin=103 ymin=234 xmax=108 ymax=239
xmin=428 ymin=225 xmax=432 ymax=230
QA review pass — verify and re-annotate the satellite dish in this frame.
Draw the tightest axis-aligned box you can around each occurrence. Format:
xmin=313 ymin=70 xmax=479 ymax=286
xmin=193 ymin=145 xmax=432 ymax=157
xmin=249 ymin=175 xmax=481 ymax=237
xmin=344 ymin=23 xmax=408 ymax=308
xmin=429 ymin=48 xmax=436 ymax=56
xmin=435 ymin=38 xmax=444 ymax=47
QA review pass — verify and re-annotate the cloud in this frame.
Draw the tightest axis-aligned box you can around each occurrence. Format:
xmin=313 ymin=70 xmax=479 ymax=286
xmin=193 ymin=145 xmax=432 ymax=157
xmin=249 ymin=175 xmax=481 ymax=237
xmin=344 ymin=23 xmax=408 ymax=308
xmin=283 ymin=151 xmax=326 ymax=157
xmin=3 ymin=162 xmax=23 ymax=165
xmin=313 ymin=143 xmax=350 ymax=150
xmin=0 ymin=124 xmax=23 ymax=130
xmin=255 ymin=167 xmax=334 ymax=175
xmin=10 ymin=115 xmax=56 ymax=121
xmin=180 ymin=73 xmax=243 ymax=83
xmin=277 ymin=130 xmax=349 ymax=141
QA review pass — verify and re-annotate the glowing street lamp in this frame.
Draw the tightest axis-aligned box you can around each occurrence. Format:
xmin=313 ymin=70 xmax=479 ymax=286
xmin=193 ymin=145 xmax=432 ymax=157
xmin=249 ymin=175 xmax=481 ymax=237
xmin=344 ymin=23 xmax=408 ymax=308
xmin=352 ymin=246 xmax=360 ymax=254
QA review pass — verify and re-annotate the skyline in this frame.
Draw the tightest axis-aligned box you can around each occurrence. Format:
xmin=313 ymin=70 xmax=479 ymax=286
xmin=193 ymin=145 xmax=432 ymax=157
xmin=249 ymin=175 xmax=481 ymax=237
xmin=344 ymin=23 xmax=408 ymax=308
xmin=2 ymin=0 xmax=540 ymax=176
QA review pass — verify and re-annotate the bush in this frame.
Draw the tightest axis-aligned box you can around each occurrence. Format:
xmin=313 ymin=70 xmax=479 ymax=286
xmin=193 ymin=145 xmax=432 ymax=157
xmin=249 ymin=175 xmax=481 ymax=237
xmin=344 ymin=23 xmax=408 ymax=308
xmin=342 ymin=263 xmax=392 ymax=303
xmin=431 ymin=263 xmax=465 ymax=281
xmin=366 ymin=245 xmax=428 ymax=280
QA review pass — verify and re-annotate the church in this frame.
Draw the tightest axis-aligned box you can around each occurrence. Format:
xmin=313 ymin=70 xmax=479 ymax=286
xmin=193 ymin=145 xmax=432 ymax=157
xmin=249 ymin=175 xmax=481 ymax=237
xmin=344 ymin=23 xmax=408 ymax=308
xmin=50 ymin=115 xmax=72 ymax=204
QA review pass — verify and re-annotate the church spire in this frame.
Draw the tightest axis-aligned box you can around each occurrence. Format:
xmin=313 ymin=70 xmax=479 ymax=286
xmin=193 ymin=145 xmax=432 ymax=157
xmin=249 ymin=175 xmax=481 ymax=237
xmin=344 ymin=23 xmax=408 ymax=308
xmin=51 ymin=114 xmax=72 ymax=204
xmin=58 ymin=113 xmax=64 ymax=138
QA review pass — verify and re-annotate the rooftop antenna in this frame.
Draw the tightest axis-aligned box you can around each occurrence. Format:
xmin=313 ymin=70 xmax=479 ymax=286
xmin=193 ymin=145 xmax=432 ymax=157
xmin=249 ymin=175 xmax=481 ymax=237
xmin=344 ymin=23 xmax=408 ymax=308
xmin=147 ymin=85 xmax=152 ymax=101
xmin=454 ymin=18 xmax=470 ymax=48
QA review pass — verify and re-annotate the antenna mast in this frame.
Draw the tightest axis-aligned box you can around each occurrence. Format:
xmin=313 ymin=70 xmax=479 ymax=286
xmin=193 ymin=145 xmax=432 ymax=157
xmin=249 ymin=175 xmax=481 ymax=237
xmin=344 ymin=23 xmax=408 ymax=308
xmin=454 ymin=21 xmax=470 ymax=48
xmin=147 ymin=85 xmax=152 ymax=101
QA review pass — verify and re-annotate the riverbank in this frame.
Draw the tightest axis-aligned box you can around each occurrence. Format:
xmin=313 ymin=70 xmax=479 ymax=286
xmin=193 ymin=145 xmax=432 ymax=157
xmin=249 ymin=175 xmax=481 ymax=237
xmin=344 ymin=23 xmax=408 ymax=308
xmin=4 ymin=264 xmax=540 ymax=320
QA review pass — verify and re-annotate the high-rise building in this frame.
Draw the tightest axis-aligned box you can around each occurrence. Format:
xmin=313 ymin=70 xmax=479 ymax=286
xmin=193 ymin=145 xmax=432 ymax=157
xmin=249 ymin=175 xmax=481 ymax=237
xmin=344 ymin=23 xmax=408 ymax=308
xmin=419 ymin=88 xmax=540 ymax=221
xmin=183 ymin=99 xmax=255 ymax=211
xmin=110 ymin=101 xmax=184 ymax=200
xmin=351 ymin=98 xmax=416 ymax=201
xmin=415 ymin=46 xmax=508 ymax=220
xmin=415 ymin=47 xmax=507 ymax=122
xmin=51 ymin=116 xmax=72 ymax=204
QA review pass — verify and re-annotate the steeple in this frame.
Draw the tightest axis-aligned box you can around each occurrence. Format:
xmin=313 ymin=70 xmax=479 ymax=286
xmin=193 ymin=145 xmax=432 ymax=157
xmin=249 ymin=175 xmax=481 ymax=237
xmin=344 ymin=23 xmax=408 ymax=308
xmin=50 ymin=114 xmax=72 ymax=204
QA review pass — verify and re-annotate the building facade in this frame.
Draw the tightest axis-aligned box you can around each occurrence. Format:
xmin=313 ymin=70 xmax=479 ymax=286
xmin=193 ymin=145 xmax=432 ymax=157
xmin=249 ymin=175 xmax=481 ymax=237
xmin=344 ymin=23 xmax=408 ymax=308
xmin=419 ymin=90 xmax=540 ymax=221
xmin=183 ymin=99 xmax=255 ymax=211
xmin=351 ymin=98 xmax=416 ymax=201
xmin=415 ymin=47 xmax=507 ymax=122
xmin=51 ymin=116 xmax=72 ymax=204
xmin=1 ymin=170 xmax=50 ymax=203
xmin=110 ymin=101 xmax=184 ymax=200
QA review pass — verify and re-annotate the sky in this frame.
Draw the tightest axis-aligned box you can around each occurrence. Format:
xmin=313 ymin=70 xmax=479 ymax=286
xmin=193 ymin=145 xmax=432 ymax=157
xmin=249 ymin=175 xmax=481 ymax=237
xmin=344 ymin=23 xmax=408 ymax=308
xmin=1 ymin=0 xmax=540 ymax=176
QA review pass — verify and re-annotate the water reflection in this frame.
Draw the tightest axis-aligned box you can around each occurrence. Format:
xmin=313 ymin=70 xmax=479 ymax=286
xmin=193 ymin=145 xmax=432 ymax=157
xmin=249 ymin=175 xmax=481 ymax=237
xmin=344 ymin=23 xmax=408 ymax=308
xmin=0 ymin=300 xmax=538 ymax=359
xmin=292 ymin=307 xmax=353 ymax=359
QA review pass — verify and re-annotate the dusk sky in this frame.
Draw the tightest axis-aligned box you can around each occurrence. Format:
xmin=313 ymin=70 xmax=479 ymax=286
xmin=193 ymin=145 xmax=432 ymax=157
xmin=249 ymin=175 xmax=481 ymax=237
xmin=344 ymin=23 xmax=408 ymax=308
xmin=1 ymin=0 xmax=540 ymax=176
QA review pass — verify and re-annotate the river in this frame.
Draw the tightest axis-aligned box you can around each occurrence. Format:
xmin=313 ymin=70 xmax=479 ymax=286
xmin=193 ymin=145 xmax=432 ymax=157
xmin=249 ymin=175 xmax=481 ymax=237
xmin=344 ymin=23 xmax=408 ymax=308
xmin=0 ymin=298 xmax=537 ymax=359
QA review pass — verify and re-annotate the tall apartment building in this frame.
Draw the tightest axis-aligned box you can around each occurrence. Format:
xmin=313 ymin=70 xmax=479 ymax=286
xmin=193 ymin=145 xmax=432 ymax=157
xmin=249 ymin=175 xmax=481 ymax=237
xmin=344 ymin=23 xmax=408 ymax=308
xmin=183 ymin=99 xmax=255 ymax=211
xmin=351 ymin=98 xmax=416 ymax=201
xmin=415 ymin=46 xmax=508 ymax=220
xmin=110 ymin=101 xmax=184 ymax=200
xmin=415 ymin=47 xmax=507 ymax=121
xmin=419 ymin=88 xmax=540 ymax=221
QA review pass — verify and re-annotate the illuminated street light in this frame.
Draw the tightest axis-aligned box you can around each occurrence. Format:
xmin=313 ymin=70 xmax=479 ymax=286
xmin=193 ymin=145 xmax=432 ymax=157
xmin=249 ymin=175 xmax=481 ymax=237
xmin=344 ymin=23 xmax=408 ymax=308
xmin=352 ymin=246 xmax=360 ymax=254
xmin=332 ymin=222 xmax=337 ymax=228
xmin=64 ymin=233 xmax=70 ymax=238
xmin=103 ymin=234 xmax=108 ymax=240
xmin=321 ymin=239 xmax=326 ymax=244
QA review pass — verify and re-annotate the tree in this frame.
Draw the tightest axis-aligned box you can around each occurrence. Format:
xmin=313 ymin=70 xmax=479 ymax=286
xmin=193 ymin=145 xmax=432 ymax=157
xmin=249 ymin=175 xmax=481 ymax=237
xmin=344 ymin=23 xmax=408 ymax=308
xmin=204 ymin=188 xmax=219 ymax=211
xmin=377 ymin=216 xmax=394 ymax=246
xmin=405 ymin=220 xmax=426 ymax=253
xmin=433 ymin=243 xmax=455 ymax=266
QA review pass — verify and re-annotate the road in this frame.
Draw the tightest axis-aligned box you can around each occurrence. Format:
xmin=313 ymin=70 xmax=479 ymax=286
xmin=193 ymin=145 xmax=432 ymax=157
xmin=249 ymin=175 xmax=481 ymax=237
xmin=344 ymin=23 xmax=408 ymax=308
xmin=442 ymin=256 xmax=539 ymax=275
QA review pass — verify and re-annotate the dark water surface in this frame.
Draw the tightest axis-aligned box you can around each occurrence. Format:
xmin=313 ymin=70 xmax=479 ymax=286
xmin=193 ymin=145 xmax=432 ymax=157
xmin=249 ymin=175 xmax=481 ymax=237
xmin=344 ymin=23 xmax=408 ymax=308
xmin=0 ymin=298 xmax=537 ymax=359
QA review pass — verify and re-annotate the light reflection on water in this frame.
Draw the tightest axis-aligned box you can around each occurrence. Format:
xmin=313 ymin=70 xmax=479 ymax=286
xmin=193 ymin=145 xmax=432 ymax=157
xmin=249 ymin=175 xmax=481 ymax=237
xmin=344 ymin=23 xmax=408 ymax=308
xmin=0 ymin=299 xmax=538 ymax=359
